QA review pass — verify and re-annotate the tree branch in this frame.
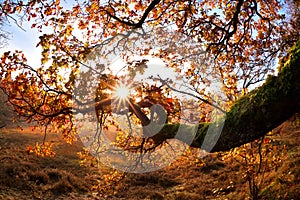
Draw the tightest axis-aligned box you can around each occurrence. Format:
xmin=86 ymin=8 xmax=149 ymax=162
xmin=135 ymin=0 xmax=161 ymax=28
xmin=106 ymin=0 xmax=161 ymax=28
xmin=150 ymin=40 xmax=300 ymax=152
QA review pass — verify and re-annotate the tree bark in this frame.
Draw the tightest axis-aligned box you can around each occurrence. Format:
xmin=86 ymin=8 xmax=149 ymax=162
xmin=151 ymin=40 xmax=300 ymax=152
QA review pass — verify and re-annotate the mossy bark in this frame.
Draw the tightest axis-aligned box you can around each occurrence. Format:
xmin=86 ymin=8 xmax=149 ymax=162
xmin=152 ymin=40 xmax=300 ymax=152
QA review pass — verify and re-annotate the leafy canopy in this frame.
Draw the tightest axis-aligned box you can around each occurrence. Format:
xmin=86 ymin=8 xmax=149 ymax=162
xmin=0 ymin=0 xmax=299 ymax=155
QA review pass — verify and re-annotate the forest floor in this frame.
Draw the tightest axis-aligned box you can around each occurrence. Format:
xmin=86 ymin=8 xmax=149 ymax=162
xmin=0 ymin=119 xmax=299 ymax=200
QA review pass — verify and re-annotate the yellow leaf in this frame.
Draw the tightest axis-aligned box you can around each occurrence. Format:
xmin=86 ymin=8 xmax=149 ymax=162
xmin=65 ymin=25 xmax=73 ymax=36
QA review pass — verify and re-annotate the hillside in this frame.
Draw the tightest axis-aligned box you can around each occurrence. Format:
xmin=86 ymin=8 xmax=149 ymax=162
xmin=0 ymin=118 xmax=299 ymax=199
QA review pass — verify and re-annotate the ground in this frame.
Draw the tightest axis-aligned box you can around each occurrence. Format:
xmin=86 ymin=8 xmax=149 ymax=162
xmin=0 ymin=119 xmax=299 ymax=200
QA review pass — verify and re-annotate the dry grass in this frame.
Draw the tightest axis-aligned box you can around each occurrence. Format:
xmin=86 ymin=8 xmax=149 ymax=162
xmin=0 ymin=120 xmax=299 ymax=199
xmin=0 ymin=126 xmax=103 ymax=199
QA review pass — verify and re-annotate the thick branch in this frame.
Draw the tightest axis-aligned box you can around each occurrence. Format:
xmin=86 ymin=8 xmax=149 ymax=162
xmin=151 ymin=40 xmax=300 ymax=152
xmin=135 ymin=0 xmax=161 ymax=28
xmin=106 ymin=0 xmax=161 ymax=28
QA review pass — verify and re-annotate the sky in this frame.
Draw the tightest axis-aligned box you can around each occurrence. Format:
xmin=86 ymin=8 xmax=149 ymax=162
xmin=0 ymin=0 xmax=78 ymax=67
xmin=0 ymin=18 xmax=42 ymax=67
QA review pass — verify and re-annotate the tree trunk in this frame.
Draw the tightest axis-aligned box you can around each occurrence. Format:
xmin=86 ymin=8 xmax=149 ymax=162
xmin=151 ymin=40 xmax=300 ymax=152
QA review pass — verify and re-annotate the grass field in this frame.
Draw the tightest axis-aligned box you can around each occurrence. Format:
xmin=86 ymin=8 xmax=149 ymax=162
xmin=0 ymin=119 xmax=299 ymax=199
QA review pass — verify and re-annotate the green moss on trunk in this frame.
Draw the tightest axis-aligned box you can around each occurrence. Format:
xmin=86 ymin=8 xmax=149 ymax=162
xmin=152 ymin=40 xmax=300 ymax=152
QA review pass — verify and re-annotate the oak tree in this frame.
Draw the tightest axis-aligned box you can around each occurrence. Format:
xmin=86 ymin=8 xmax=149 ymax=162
xmin=0 ymin=0 xmax=299 ymax=158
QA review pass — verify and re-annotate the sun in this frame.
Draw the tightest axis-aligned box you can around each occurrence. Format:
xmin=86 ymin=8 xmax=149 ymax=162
xmin=114 ymin=84 xmax=130 ymax=100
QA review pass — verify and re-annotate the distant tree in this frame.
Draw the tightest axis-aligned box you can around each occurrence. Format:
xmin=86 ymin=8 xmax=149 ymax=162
xmin=0 ymin=15 xmax=10 ymax=128
xmin=0 ymin=17 xmax=9 ymax=48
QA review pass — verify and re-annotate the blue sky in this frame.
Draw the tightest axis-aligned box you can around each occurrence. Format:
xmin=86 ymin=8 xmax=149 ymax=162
xmin=0 ymin=0 xmax=76 ymax=67
xmin=1 ymin=18 xmax=42 ymax=68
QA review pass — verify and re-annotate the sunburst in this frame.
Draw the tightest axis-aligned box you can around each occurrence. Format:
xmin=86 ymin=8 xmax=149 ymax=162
xmin=112 ymin=83 xmax=132 ymax=113
xmin=114 ymin=84 xmax=130 ymax=100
